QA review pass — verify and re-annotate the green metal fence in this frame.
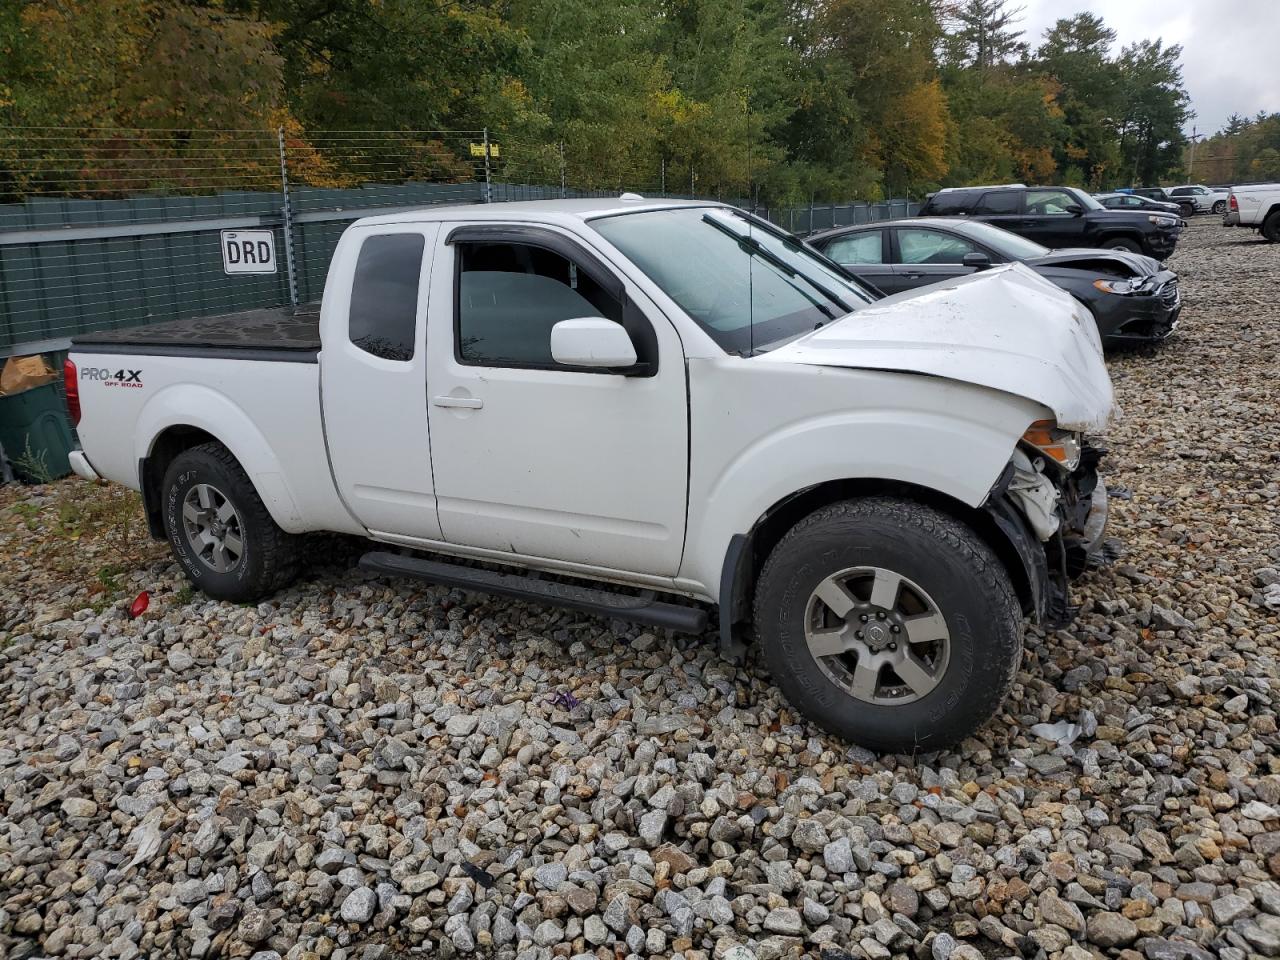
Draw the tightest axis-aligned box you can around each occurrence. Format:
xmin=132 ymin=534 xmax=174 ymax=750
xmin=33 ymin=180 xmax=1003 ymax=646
xmin=0 ymin=127 xmax=918 ymax=359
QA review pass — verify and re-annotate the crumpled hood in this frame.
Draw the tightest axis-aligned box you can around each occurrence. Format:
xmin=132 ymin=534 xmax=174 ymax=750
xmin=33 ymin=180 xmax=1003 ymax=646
xmin=767 ymin=262 xmax=1115 ymax=432
xmin=1027 ymin=246 xmax=1163 ymax=276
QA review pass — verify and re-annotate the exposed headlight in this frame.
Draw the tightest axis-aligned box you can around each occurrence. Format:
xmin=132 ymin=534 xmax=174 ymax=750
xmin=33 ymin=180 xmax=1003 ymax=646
xmin=1021 ymin=419 xmax=1082 ymax=470
xmin=1093 ymin=277 xmax=1138 ymax=295
xmin=1148 ymin=215 xmax=1177 ymax=227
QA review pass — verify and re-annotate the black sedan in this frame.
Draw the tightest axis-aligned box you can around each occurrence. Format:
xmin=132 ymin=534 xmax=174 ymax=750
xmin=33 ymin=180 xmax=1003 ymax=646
xmin=807 ymin=217 xmax=1181 ymax=347
xmin=1096 ymin=191 xmax=1187 ymax=221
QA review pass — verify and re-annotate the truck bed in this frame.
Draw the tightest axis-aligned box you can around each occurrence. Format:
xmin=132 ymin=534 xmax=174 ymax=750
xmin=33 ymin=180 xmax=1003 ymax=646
xmin=72 ymin=304 xmax=320 ymax=362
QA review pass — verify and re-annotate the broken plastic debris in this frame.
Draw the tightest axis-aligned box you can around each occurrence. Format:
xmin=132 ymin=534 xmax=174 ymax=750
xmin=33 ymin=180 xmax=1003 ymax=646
xmin=545 ymin=689 xmax=580 ymax=711
xmin=128 ymin=590 xmax=150 ymax=618
xmin=1030 ymin=721 xmax=1082 ymax=746
xmin=125 ymin=808 xmax=165 ymax=868
xmin=460 ymin=860 xmax=496 ymax=889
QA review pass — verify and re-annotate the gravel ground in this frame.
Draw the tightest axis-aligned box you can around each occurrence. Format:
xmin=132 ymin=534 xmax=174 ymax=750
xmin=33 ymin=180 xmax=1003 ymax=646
xmin=2 ymin=217 xmax=1278 ymax=960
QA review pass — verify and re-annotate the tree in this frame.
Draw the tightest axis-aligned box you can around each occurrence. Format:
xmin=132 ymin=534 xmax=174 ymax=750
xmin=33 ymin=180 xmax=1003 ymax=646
xmin=1222 ymin=113 xmax=1249 ymax=137
xmin=1 ymin=0 xmax=1205 ymax=205
xmin=788 ymin=0 xmax=949 ymax=199
xmin=941 ymin=0 xmax=1027 ymax=71
xmin=0 ymin=0 xmax=291 ymax=199
xmin=939 ymin=1 xmax=1064 ymax=186
xmin=1115 ymin=39 xmax=1191 ymax=185
xmin=1035 ymin=13 xmax=1121 ymax=186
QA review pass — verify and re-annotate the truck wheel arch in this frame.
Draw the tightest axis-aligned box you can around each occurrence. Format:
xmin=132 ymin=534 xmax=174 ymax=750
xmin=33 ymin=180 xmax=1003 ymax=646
xmin=139 ymin=425 xmax=220 ymax=538
xmin=1098 ymin=231 xmax=1144 ymax=252
xmin=717 ymin=477 xmax=1042 ymax=659
xmin=136 ymin=387 xmax=305 ymax=537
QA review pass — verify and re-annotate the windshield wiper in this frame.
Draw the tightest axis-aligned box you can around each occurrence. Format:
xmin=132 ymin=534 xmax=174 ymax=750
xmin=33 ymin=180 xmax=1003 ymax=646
xmin=736 ymin=215 xmax=859 ymax=312
xmin=701 ymin=214 xmax=850 ymax=317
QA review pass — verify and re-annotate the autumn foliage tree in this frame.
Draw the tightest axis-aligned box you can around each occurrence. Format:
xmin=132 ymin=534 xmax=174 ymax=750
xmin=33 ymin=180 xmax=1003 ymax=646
xmin=1 ymin=0 xmax=1200 ymax=205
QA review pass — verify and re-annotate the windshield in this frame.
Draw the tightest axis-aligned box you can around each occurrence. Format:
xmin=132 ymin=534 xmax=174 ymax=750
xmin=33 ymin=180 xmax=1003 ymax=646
xmin=1067 ymin=188 xmax=1104 ymax=211
xmin=591 ymin=207 xmax=876 ymax=356
xmin=952 ymin=220 xmax=1049 ymax=259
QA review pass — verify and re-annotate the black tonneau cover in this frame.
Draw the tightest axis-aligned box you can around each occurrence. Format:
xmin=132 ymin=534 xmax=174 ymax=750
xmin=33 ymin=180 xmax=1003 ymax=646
xmin=71 ymin=304 xmax=321 ymax=362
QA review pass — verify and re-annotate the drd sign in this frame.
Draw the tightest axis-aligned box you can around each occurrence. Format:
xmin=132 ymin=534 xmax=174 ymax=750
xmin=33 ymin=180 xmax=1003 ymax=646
xmin=221 ymin=230 xmax=277 ymax=275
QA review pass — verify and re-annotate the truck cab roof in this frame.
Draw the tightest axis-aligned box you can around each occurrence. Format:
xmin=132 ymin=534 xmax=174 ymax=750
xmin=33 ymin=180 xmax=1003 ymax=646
xmin=354 ymin=196 xmax=725 ymax=229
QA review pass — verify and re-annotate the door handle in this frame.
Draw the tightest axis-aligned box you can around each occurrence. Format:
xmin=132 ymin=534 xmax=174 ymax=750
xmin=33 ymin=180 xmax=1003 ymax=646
xmin=433 ymin=395 xmax=483 ymax=409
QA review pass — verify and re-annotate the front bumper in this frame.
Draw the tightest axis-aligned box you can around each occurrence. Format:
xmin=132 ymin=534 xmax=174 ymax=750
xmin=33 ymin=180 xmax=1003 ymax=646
xmin=1146 ymin=230 xmax=1181 ymax=258
xmin=1097 ymin=273 xmax=1181 ymax=345
xmin=69 ymin=450 xmax=100 ymax=481
xmin=984 ymin=443 xmax=1109 ymax=628
xmin=1058 ymin=444 xmax=1108 ymax=578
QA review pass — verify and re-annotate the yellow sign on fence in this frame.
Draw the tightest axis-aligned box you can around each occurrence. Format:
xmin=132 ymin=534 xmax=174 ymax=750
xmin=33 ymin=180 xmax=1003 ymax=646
xmin=469 ymin=142 xmax=500 ymax=158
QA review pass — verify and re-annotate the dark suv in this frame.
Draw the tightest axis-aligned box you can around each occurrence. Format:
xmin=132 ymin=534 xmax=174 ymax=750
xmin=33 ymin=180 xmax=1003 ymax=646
xmin=1132 ymin=187 xmax=1196 ymax=219
xmin=918 ymin=185 xmax=1182 ymax=259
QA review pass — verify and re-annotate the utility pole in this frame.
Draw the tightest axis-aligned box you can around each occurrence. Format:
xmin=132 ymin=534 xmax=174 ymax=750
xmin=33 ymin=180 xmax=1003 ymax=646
xmin=1188 ymin=125 xmax=1202 ymax=180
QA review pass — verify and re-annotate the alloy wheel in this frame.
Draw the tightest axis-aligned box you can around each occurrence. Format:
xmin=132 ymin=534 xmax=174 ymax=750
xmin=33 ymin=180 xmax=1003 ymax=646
xmin=181 ymin=483 xmax=244 ymax=573
xmin=803 ymin=566 xmax=951 ymax=705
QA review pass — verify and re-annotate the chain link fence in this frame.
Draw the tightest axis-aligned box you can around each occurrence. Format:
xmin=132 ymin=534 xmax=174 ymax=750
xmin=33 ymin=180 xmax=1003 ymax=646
xmin=0 ymin=126 xmax=918 ymax=358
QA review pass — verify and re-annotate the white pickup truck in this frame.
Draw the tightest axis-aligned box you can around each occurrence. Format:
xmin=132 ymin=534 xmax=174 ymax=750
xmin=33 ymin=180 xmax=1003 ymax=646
xmin=1224 ymin=183 xmax=1280 ymax=241
xmin=66 ymin=197 xmax=1114 ymax=751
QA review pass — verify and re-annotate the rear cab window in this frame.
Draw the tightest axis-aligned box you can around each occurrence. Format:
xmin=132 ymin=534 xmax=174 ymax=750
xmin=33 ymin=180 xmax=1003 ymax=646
xmin=349 ymin=233 xmax=425 ymax=361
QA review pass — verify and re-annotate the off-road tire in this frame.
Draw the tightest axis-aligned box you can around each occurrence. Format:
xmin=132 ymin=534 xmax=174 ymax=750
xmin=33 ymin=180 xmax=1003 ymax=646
xmin=1263 ymin=210 xmax=1280 ymax=243
xmin=753 ymin=497 xmax=1023 ymax=753
xmin=162 ymin=442 xmax=300 ymax=602
xmin=1103 ymin=237 xmax=1143 ymax=254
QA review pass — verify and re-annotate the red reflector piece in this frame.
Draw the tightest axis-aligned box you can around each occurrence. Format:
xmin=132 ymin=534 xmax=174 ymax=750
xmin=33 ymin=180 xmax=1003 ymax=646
xmin=128 ymin=591 xmax=150 ymax=619
xmin=64 ymin=359 xmax=81 ymax=426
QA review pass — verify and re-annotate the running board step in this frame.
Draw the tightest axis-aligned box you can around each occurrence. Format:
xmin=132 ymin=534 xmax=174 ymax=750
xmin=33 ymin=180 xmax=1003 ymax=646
xmin=358 ymin=551 xmax=709 ymax=634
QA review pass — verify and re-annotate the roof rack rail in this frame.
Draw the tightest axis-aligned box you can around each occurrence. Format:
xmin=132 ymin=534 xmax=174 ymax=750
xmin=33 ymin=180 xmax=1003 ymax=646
xmin=935 ymin=183 xmax=1027 ymax=192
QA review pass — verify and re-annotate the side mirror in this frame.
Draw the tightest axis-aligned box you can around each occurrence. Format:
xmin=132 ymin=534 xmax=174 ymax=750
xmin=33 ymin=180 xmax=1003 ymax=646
xmin=550 ymin=318 xmax=638 ymax=369
xmin=962 ymin=251 xmax=992 ymax=269
xmin=1064 ymin=203 xmax=1084 ymax=216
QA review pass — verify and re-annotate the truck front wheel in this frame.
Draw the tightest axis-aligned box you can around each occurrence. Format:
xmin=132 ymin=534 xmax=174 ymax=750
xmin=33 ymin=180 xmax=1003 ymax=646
xmin=1102 ymin=237 xmax=1142 ymax=254
xmin=161 ymin=442 xmax=300 ymax=602
xmin=753 ymin=497 xmax=1022 ymax=752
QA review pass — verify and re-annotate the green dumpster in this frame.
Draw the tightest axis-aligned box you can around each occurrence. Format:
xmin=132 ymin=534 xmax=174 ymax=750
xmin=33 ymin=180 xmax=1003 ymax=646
xmin=0 ymin=380 xmax=75 ymax=482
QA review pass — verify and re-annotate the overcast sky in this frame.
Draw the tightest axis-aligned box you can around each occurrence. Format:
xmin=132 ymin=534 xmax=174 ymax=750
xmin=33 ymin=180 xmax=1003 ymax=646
xmin=1018 ymin=0 xmax=1280 ymax=136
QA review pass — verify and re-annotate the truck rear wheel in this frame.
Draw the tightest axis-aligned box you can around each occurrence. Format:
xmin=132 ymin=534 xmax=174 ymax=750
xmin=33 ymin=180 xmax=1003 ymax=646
xmin=161 ymin=442 xmax=300 ymax=602
xmin=753 ymin=497 xmax=1022 ymax=752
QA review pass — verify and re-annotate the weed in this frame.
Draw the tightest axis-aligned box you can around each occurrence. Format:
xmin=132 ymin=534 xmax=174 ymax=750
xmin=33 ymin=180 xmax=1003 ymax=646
xmin=96 ymin=564 xmax=124 ymax=592
xmin=10 ymin=502 xmax=41 ymax=530
xmin=13 ymin=439 xmax=53 ymax=485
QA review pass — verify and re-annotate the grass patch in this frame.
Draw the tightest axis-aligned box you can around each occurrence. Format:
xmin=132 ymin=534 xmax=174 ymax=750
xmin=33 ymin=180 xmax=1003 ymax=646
xmin=0 ymin=480 xmax=167 ymax=606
